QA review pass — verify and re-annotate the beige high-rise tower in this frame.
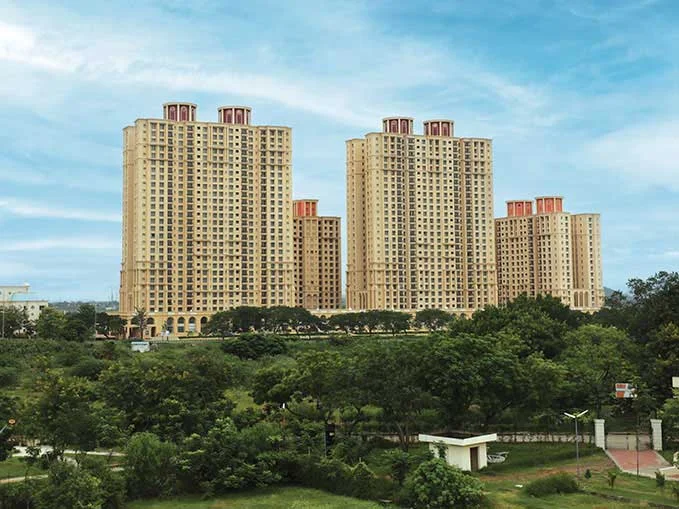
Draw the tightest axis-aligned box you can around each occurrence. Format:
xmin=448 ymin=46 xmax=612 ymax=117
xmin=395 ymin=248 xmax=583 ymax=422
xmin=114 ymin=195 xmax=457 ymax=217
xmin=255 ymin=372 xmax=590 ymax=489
xmin=495 ymin=196 xmax=604 ymax=311
xmin=120 ymin=103 xmax=294 ymax=335
xmin=346 ymin=117 xmax=497 ymax=311
xmin=293 ymin=200 xmax=341 ymax=309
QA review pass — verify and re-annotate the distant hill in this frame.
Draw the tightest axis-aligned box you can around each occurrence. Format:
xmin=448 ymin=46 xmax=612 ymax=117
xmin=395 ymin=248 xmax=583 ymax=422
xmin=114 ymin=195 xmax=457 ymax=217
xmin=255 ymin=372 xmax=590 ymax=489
xmin=50 ymin=301 xmax=119 ymax=313
xmin=604 ymin=287 xmax=617 ymax=298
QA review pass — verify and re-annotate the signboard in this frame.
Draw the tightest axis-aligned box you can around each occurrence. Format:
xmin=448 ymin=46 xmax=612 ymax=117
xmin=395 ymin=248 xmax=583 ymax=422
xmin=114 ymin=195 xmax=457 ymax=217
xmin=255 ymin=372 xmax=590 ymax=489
xmin=130 ymin=341 xmax=150 ymax=353
xmin=673 ymin=377 xmax=679 ymax=389
xmin=615 ymin=382 xmax=636 ymax=399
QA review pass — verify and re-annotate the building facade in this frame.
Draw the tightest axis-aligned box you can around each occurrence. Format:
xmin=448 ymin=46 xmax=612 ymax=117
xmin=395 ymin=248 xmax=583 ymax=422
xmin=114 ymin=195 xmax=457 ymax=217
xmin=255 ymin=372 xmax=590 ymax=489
xmin=293 ymin=200 xmax=341 ymax=309
xmin=120 ymin=103 xmax=294 ymax=336
xmin=495 ymin=196 xmax=604 ymax=311
xmin=346 ymin=117 xmax=497 ymax=311
xmin=0 ymin=284 xmax=47 ymax=321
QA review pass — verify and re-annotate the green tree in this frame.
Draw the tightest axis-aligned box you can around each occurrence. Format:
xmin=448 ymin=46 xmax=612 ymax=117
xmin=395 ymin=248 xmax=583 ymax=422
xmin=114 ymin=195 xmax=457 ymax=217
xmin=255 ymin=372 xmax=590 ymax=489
xmin=96 ymin=312 xmax=125 ymax=339
xmin=355 ymin=340 xmax=432 ymax=450
xmin=405 ymin=458 xmax=485 ymax=509
xmin=227 ymin=306 xmax=266 ymax=332
xmin=451 ymin=297 xmax=571 ymax=358
xmin=36 ymin=461 xmax=105 ymax=509
xmin=660 ymin=392 xmax=679 ymax=447
xmin=559 ymin=324 xmax=635 ymax=416
xmin=27 ymin=372 xmax=102 ymax=455
xmin=131 ymin=308 xmax=148 ymax=340
xmin=0 ymin=306 xmax=33 ymax=338
xmin=99 ymin=354 xmax=234 ymax=441
xmin=414 ymin=309 xmax=452 ymax=331
xmin=641 ymin=323 xmax=679 ymax=402
xmin=328 ymin=313 xmax=360 ymax=334
xmin=380 ymin=310 xmax=411 ymax=335
xmin=36 ymin=307 xmax=68 ymax=340
xmin=627 ymin=271 xmax=679 ymax=339
xmin=177 ymin=418 xmax=280 ymax=494
xmin=203 ymin=311 xmax=233 ymax=339
xmin=219 ymin=333 xmax=287 ymax=359
xmin=125 ymin=432 xmax=177 ymax=499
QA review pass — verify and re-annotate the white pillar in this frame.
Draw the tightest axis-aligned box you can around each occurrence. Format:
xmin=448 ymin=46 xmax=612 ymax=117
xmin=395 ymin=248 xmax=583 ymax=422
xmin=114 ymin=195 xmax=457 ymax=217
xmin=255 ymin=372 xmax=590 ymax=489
xmin=594 ymin=419 xmax=606 ymax=449
xmin=651 ymin=419 xmax=663 ymax=451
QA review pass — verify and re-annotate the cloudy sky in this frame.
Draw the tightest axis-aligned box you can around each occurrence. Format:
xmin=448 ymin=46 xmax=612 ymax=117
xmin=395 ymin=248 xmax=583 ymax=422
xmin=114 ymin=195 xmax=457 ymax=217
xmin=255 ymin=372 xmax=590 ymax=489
xmin=0 ymin=0 xmax=678 ymax=300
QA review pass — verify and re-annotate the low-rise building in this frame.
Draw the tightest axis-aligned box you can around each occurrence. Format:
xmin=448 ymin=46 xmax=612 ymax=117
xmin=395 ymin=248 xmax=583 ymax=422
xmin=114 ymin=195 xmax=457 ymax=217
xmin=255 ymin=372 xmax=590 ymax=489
xmin=0 ymin=284 xmax=48 ymax=321
xmin=418 ymin=432 xmax=498 ymax=471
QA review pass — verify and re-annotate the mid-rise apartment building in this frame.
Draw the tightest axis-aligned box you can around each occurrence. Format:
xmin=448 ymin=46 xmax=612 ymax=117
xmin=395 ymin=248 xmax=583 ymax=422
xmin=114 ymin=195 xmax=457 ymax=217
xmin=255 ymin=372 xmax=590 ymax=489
xmin=293 ymin=200 xmax=341 ymax=309
xmin=346 ymin=117 xmax=497 ymax=311
xmin=120 ymin=103 xmax=294 ymax=336
xmin=495 ymin=196 xmax=604 ymax=311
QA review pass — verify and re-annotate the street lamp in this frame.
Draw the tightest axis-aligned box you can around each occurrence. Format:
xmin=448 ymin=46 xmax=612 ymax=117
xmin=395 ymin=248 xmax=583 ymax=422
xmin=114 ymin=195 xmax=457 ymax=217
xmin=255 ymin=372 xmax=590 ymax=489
xmin=1 ymin=283 xmax=30 ymax=340
xmin=564 ymin=410 xmax=589 ymax=478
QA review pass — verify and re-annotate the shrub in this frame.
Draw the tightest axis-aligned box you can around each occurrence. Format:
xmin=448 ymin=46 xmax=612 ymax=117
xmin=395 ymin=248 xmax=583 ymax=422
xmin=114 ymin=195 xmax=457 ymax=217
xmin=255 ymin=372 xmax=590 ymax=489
xmin=80 ymin=456 xmax=127 ymax=509
xmin=70 ymin=358 xmax=107 ymax=380
xmin=607 ymin=469 xmax=618 ymax=488
xmin=330 ymin=435 xmax=372 ymax=465
xmin=524 ymin=473 xmax=579 ymax=497
xmin=672 ymin=481 xmax=679 ymax=501
xmin=657 ymin=470 xmax=666 ymax=488
xmin=0 ymin=366 xmax=19 ymax=387
xmin=219 ymin=333 xmax=287 ymax=359
xmin=328 ymin=334 xmax=354 ymax=347
xmin=177 ymin=419 xmax=281 ymax=495
xmin=350 ymin=461 xmax=378 ymax=499
xmin=405 ymin=458 xmax=485 ymax=509
xmin=125 ymin=432 xmax=177 ymax=499
xmin=277 ymin=454 xmax=392 ymax=501
xmin=386 ymin=449 xmax=410 ymax=485
xmin=36 ymin=461 xmax=105 ymax=509
xmin=0 ymin=479 xmax=41 ymax=509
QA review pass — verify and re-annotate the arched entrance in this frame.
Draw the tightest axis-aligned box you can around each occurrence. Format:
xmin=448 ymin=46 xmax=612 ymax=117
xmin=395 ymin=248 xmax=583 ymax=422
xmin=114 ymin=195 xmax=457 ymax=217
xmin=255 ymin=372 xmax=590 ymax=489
xmin=147 ymin=317 xmax=156 ymax=338
xmin=178 ymin=317 xmax=185 ymax=333
xmin=188 ymin=317 xmax=196 ymax=333
xmin=200 ymin=317 xmax=208 ymax=333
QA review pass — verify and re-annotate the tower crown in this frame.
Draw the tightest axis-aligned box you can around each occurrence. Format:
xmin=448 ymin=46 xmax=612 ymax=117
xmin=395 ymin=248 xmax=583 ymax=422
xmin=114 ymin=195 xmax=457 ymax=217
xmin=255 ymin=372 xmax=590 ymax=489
xmin=423 ymin=120 xmax=454 ymax=137
xmin=506 ymin=200 xmax=534 ymax=217
xmin=382 ymin=117 xmax=413 ymax=135
xmin=218 ymin=106 xmax=252 ymax=125
xmin=535 ymin=196 xmax=564 ymax=214
xmin=162 ymin=102 xmax=197 ymax=121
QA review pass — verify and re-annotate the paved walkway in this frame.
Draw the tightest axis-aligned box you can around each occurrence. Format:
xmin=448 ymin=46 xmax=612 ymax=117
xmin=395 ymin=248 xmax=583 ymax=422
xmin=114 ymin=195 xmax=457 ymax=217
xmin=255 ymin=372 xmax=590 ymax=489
xmin=606 ymin=449 xmax=679 ymax=479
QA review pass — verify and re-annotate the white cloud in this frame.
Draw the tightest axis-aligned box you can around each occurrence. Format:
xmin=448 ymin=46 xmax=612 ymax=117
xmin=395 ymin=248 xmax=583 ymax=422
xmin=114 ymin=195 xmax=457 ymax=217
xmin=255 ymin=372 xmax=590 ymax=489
xmin=583 ymin=120 xmax=679 ymax=190
xmin=0 ymin=237 xmax=119 ymax=252
xmin=0 ymin=198 xmax=121 ymax=222
xmin=0 ymin=9 xmax=552 ymax=130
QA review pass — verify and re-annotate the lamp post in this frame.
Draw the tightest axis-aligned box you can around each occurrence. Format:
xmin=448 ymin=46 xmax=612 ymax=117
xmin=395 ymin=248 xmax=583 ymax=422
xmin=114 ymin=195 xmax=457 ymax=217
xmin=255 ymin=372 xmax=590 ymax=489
xmin=564 ymin=410 xmax=589 ymax=478
xmin=1 ymin=283 xmax=30 ymax=340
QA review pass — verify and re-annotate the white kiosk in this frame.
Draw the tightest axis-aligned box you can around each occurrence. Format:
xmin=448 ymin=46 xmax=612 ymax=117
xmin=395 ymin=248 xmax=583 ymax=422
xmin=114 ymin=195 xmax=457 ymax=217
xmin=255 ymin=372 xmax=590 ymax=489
xmin=418 ymin=431 xmax=498 ymax=471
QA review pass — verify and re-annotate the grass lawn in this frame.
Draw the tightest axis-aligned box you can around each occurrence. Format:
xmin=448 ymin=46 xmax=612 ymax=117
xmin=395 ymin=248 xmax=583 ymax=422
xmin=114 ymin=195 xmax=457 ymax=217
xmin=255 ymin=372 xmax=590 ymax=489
xmin=484 ymin=442 xmax=599 ymax=473
xmin=0 ymin=456 xmax=45 ymax=479
xmin=479 ymin=442 xmax=679 ymax=508
xmin=127 ymin=487 xmax=383 ymax=508
xmin=583 ymin=470 xmax=679 ymax=506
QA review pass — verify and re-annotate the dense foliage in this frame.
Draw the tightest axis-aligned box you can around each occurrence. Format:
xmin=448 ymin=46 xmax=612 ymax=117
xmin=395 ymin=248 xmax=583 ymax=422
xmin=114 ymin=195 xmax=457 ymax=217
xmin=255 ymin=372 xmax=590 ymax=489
xmin=2 ymin=271 xmax=679 ymax=507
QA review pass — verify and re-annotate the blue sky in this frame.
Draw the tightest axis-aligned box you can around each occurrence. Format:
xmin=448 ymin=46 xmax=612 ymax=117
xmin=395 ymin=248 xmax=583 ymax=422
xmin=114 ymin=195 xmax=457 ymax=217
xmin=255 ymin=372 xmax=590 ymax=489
xmin=0 ymin=0 xmax=678 ymax=301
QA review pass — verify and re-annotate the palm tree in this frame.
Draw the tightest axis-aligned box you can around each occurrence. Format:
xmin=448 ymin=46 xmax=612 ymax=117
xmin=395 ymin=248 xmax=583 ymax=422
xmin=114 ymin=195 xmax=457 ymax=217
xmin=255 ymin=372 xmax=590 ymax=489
xmin=132 ymin=308 xmax=148 ymax=340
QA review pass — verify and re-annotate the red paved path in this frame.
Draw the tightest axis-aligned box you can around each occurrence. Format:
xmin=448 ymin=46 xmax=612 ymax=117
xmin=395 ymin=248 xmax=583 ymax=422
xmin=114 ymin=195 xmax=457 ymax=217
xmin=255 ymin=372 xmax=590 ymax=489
xmin=606 ymin=449 xmax=679 ymax=478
